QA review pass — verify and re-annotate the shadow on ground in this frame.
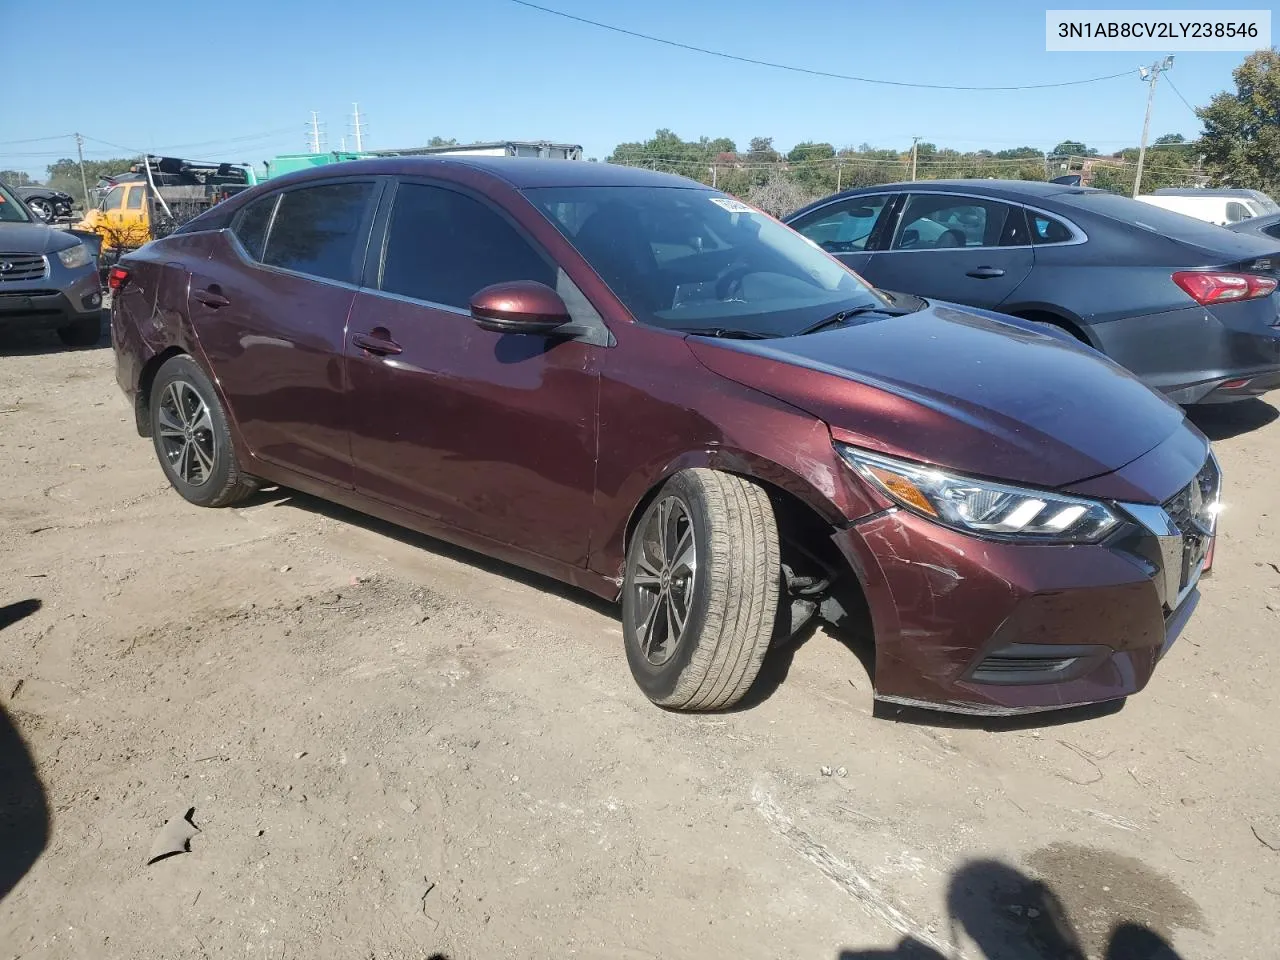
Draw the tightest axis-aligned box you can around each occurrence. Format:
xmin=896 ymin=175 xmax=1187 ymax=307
xmin=1186 ymin=397 xmax=1278 ymax=441
xmin=0 ymin=598 xmax=49 ymax=903
xmin=0 ymin=310 xmax=108 ymax=357
xmin=839 ymin=856 xmax=1188 ymax=959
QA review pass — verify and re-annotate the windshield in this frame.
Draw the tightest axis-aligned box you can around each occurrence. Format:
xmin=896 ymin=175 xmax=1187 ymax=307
xmin=0 ymin=182 xmax=32 ymax=223
xmin=525 ymin=185 xmax=886 ymax=337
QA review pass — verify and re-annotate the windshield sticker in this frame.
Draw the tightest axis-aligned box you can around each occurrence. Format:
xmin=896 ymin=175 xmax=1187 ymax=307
xmin=709 ymin=197 xmax=758 ymax=215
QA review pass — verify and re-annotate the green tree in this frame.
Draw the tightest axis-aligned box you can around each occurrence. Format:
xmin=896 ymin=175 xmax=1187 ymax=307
xmin=1052 ymin=140 xmax=1099 ymax=156
xmin=427 ymin=136 xmax=459 ymax=147
xmin=607 ymin=129 xmax=738 ymax=183
xmin=994 ymin=147 xmax=1044 ymax=160
xmin=0 ymin=170 xmax=35 ymax=187
xmin=1197 ymin=48 xmax=1280 ymax=193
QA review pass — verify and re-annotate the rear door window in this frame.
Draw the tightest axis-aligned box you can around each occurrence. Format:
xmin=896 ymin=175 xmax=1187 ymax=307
xmin=380 ymin=182 xmax=555 ymax=309
xmin=891 ymin=195 xmax=1015 ymax=250
xmin=261 ymin=182 xmax=376 ymax=283
xmin=126 ymin=187 xmax=146 ymax=210
xmin=789 ymin=195 xmax=893 ymax=253
xmin=233 ymin=194 xmax=278 ymax=261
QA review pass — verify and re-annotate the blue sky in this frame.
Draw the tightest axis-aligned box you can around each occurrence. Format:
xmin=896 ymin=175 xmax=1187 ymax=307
xmin=0 ymin=0 xmax=1261 ymax=180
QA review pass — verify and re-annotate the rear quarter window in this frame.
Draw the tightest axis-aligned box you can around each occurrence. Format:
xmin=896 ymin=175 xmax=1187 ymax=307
xmin=231 ymin=194 xmax=278 ymax=260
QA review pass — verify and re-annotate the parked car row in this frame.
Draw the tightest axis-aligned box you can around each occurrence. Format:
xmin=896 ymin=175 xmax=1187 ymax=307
xmin=109 ymin=157 xmax=1243 ymax=720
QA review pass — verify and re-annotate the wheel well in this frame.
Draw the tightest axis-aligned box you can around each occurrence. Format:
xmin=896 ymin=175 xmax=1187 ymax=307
xmin=623 ymin=469 xmax=862 ymax=613
xmin=133 ymin=347 xmax=186 ymax=437
xmin=1009 ymin=309 xmax=1091 ymax=345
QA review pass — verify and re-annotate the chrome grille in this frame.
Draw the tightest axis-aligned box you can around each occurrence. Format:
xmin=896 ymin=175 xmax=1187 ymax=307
xmin=1162 ymin=455 xmax=1221 ymax=593
xmin=0 ymin=253 xmax=48 ymax=283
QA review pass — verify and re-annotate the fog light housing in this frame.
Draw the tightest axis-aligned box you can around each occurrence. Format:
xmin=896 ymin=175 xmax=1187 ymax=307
xmin=81 ymin=291 xmax=102 ymax=309
xmin=969 ymin=643 xmax=1109 ymax=685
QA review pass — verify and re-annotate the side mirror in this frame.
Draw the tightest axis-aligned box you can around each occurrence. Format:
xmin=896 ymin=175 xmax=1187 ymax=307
xmin=470 ymin=280 xmax=572 ymax=335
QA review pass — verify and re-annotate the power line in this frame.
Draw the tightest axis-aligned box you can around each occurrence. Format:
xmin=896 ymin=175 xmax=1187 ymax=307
xmin=507 ymin=0 xmax=1136 ymax=91
xmin=1162 ymin=74 xmax=1201 ymax=120
xmin=0 ymin=134 xmax=75 ymax=147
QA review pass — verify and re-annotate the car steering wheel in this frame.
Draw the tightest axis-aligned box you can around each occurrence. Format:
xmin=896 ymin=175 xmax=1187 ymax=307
xmin=714 ymin=261 xmax=751 ymax=300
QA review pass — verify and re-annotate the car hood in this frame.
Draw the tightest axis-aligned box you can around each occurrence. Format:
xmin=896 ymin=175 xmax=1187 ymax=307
xmin=686 ymin=302 xmax=1188 ymax=490
xmin=0 ymin=222 xmax=78 ymax=254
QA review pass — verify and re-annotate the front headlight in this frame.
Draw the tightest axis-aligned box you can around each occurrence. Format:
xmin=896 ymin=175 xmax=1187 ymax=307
xmin=836 ymin=444 xmax=1119 ymax=544
xmin=57 ymin=243 xmax=93 ymax=269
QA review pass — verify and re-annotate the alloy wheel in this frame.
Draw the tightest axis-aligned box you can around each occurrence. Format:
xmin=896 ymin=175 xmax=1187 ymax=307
xmin=157 ymin=380 xmax=216 ymax=486
xmin=630 ymin=496 xmax=698 ymax=666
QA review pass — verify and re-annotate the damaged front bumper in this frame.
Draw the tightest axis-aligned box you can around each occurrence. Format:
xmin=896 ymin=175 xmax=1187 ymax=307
xmin=832 ymin=457 xmax=1217 ymax=716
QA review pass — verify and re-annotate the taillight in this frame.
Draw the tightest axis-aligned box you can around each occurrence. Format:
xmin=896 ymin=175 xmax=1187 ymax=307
xmin=1173 ymin=270 xmax=1278 ymax=305
xmin=107 ymin=266 xmax=130 ymax=291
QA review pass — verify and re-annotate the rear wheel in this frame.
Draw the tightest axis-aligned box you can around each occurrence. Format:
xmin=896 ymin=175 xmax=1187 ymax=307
xmin=56 ymin=315 xmax=101 ymax=347
xmin=149 ymin=355 xmax=256 ymax=508
xmin=25 ymin=197 xmax=53 ymax=221
xmin=622 ymin=469 xmax=781 ymax=711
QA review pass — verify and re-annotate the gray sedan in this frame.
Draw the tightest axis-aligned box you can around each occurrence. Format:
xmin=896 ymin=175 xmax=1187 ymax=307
xmin=786 ymin=179 xmax=1280 ymax=405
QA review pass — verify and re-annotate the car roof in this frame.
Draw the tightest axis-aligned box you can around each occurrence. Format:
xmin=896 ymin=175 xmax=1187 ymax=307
xmin=267 ymin=156 xmax=706 ymax=191
xmin=784 ymin=179 xmax=1102 ymax=220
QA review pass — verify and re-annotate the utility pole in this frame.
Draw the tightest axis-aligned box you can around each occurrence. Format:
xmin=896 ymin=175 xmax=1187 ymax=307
xmin=351 ymin=103 xmax=366 ymax=152
xmin=73 ymin=133 xmax=91 ymax=211
xmin=910 ymin=136 xmax=921 ymax=181
xmin=1133 ymin=56 xmax=1174 ymax=198
xmin=710 ymin=164 xmax=717 ymax=188
xmin=836 ymin=159 xmax=842 ymax=192
xmin=308 ymin=112 xmax=325 ymax=154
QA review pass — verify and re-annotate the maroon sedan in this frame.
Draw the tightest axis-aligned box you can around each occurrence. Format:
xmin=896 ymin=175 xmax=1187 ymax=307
xmin=110 ymin=158 xmax=1221 ymax=715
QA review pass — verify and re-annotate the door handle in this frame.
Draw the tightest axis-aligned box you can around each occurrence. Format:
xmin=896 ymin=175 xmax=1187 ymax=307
xmin=966 ymin=266 xmax=1006 ymax=279
xmin=352 ymin=331 xmax=403 ymax=356
xmin=193 ymin=287 xmax=230 ymax=308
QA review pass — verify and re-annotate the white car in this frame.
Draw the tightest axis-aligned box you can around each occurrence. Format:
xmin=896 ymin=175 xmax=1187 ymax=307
xmin=1136 ymin=188 xmax=1279 ymax=227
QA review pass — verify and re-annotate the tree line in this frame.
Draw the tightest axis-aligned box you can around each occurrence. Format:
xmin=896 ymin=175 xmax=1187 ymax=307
xmin=605 ymin=48 xmax=1279 ymax=216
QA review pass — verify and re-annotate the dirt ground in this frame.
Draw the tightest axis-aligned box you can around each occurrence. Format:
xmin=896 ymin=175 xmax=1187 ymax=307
xmin=2 ymin=323 xmax=1279 ymax=960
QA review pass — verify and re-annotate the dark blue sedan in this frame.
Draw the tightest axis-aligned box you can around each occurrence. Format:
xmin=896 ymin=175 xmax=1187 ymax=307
xmin=785 ymin=180 xmax=1280 ymax=405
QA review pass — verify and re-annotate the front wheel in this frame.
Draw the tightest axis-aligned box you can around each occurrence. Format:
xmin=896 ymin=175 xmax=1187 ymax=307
xmin=25 ymin=198 xmax=53 ymax=221
xmin=622 ymin=469 xmax=781 ymax=711
xmin=149 ymin=355 xmax=256 ymax=508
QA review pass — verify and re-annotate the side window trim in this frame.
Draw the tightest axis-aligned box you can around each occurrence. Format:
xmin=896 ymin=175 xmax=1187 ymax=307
xmin=866 ymin=193 xmax=906 ymax=251
xmin=877 ymin=191 xmax=1088 ymax=252
xmin=365 ymin=176 xmax=614 ymax=347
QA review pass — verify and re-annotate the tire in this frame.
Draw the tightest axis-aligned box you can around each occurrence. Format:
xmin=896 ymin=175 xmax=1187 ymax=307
xmin=149 ymin=355 xmax=256 ymax=508
xmin=25 ymin=198 xmax=53 ymax=221
xmin=622 ymin=468 xmax=781 ymax=711
xmin=56 ymin=315 xmax=102 ymax=347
